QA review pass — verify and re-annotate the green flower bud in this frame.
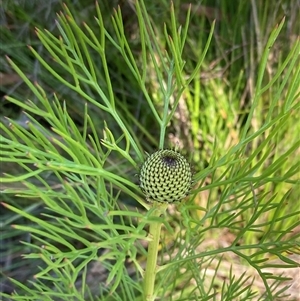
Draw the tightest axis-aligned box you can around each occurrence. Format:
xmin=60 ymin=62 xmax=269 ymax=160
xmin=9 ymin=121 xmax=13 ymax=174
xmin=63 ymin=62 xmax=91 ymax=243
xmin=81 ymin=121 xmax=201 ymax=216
xmin=139 ymin=149 xmax=192 ymax=203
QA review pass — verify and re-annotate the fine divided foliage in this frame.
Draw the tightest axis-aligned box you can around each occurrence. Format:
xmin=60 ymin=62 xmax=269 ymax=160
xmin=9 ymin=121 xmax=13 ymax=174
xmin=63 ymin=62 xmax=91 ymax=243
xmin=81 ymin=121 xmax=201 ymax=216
xmin=1 ymin=1 xmax=299 ymax=301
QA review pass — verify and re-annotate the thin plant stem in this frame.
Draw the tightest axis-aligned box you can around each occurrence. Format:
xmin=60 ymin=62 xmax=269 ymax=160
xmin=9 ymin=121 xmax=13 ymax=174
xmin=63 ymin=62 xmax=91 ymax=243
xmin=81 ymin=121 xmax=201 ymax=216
xmin=143 ymin=202 xmax=167 ymax=301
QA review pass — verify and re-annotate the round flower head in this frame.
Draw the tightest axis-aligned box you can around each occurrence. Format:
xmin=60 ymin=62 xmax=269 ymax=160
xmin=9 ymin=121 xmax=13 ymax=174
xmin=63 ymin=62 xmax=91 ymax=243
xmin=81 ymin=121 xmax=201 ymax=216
xmin=139 ymin=149 xmax=192 ymax=203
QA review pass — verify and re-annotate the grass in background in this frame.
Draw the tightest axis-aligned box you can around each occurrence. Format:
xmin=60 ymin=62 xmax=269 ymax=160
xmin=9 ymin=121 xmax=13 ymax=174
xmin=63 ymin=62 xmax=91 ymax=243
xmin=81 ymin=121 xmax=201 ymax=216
xmin=0 ymin=0 xmax=299 ymax=300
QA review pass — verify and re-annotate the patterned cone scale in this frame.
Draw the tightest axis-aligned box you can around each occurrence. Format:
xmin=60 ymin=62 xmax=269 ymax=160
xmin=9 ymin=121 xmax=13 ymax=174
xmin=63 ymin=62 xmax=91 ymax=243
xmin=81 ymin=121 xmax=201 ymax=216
xmin=139 ymin=149 xmax=192 ymax=203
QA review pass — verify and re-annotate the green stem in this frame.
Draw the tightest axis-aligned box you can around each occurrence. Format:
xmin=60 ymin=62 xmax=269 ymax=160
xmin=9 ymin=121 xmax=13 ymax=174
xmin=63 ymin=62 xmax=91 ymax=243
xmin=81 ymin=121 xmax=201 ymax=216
xmin=143 ymin=202 xmax=167 ymax=301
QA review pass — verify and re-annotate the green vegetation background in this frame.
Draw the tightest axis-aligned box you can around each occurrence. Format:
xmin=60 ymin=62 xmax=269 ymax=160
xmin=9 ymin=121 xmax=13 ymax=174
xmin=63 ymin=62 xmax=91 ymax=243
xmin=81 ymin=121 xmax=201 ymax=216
xmin=0 ymin=0 xmax=299 ymax=300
